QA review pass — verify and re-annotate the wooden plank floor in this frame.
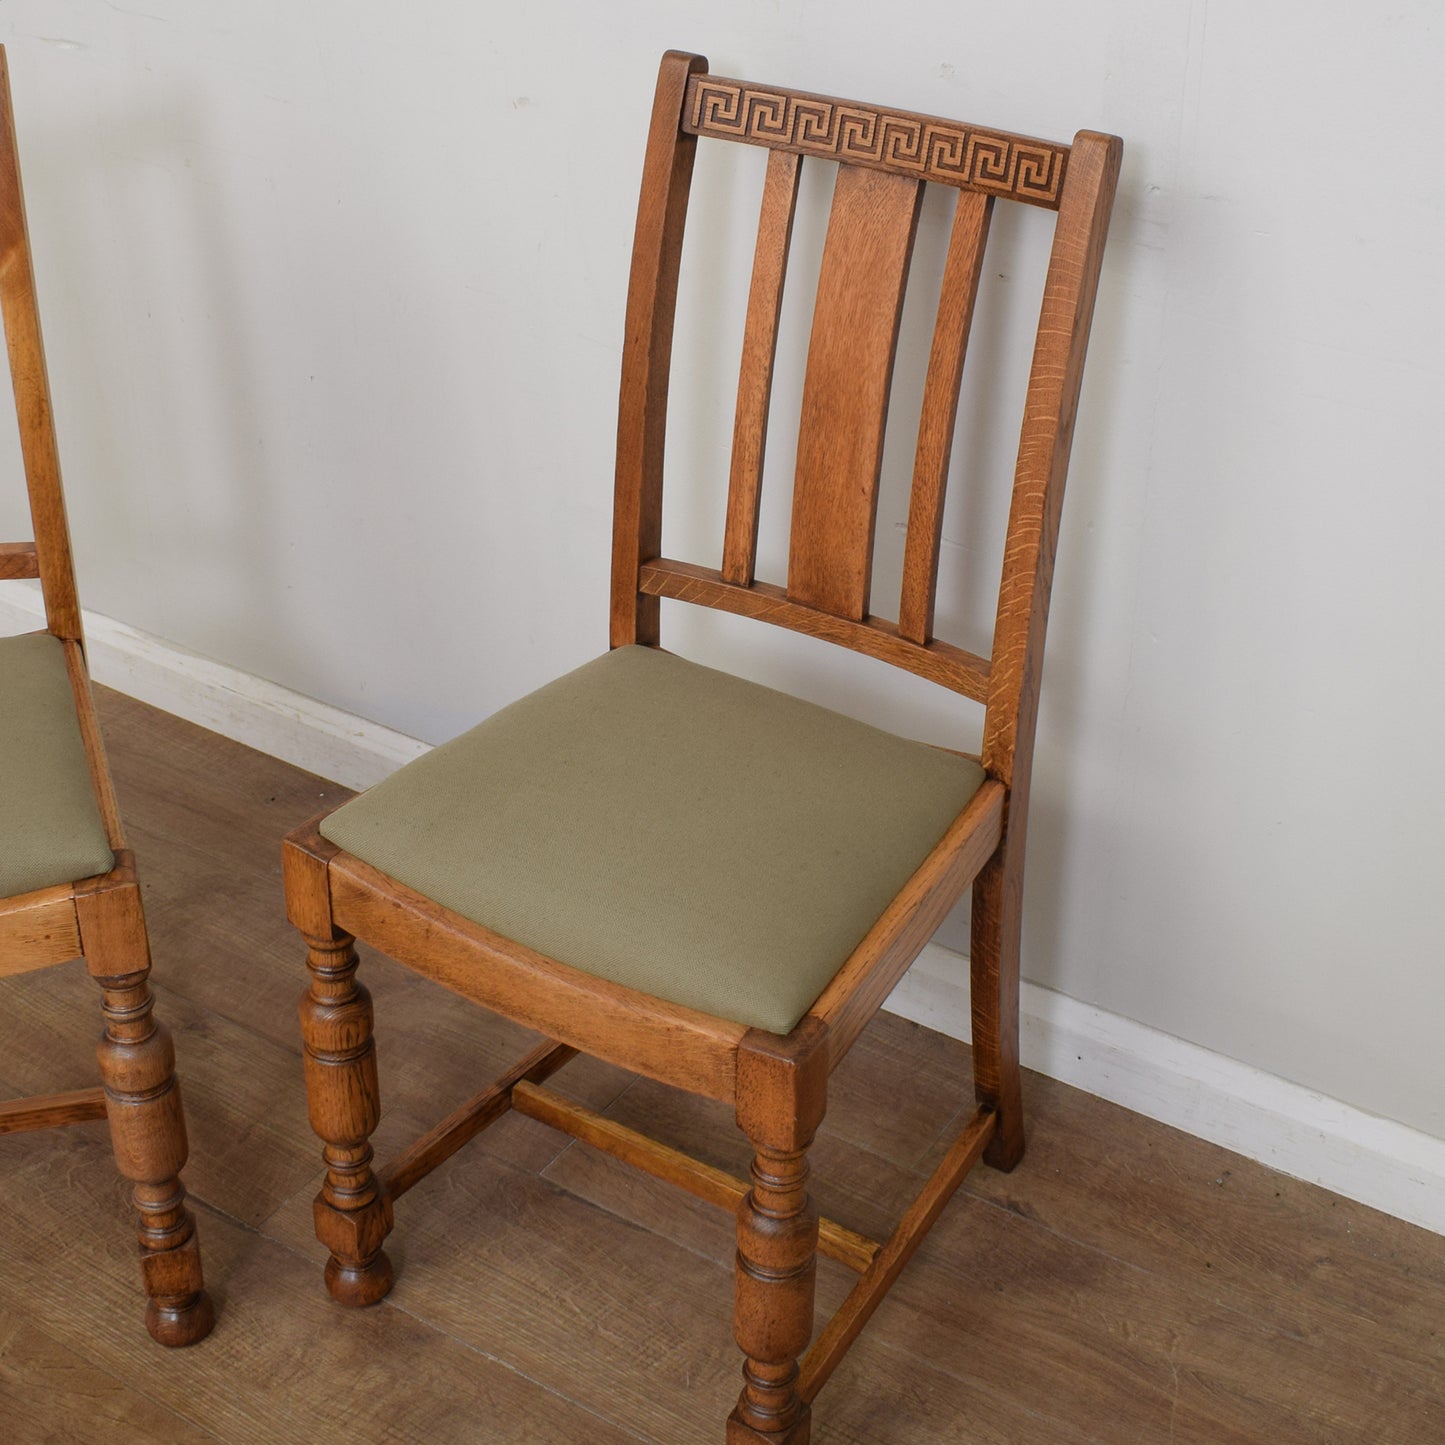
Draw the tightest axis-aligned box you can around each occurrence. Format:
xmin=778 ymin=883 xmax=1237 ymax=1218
xmin=1 ymin=688 xmax=1442 ymax=1442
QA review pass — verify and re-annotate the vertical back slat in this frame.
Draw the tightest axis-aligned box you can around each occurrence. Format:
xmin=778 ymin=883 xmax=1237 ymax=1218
xmin=611 ymin=50 xmax=708 ymax=649
xmin=721 ymin=148 xmax=801 ymax=586
xmin=982 ymin=132 xmax=1122 ymax=786
xmin=897 ymin=189 xmax=993 ymax=644
xmin=0 ymin=50 xmax=83 ymax=642
xmin=787 ymin=164 xmax=922 ymax=621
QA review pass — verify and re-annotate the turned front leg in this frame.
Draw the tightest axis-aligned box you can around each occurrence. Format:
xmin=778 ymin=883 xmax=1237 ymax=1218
xmin=729 ymin=1021 xmax=829 ymax=1444
xmin=298 ymin=930 xmax=393 ymax=1306
xmin=731 ymin=1142 xmax=818 ymax=1441
xmin=94 ymin=970 xmax=213 ymax=1346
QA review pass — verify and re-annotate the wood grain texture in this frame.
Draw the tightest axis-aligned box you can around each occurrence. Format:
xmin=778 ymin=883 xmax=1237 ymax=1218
xmin=0 ymin=1085 xmax=106 ymax=1134
xmin=328 ymin=850 xmax=746 ymax=1103
xmin=0 ymin=1133 xmax=638 ymax=1444
xmin=684 ymin=74 xmax=1069 ymax=208
xmin=730 ymin=1022 xmax=830 ymax=1442
xmin=0 ymin=884 xmax=81 ymax=974
xmin=640 ymin=557 xmax=991 ymax=700
xmin=611 ymin=49 xmax=708 ymax=648
xmin=0 ymin=49 xmax=81 ymax=642
xmin=72 ymin=855 xmax=148 ymax=977
xmin=0 ymin=538 xmax=38 ymax=578
xmin=898 ymin=189 xmax=993 ymax=644
xmin=982 ymin=131 xmax=1122 ymax=789
xmin=297 ymin=925 xmax=394 ymax=1308
xmin=970 ymin=850 xmax=1025 ymax=1168
xmin=280 ymin=819 xmax=343 ymax=939
xmin=722 ymin=147 xmax=801 ymax=586
xmin=0 ymin=1315 xmax=215 ymax=1444
xmin=787 ymin=164 xmax=922 ymax=620
xmin=75 ymin=871 xmax=213 ymax=1346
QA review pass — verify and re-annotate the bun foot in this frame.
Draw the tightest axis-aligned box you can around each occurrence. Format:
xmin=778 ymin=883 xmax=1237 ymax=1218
xmin=727 ymin=1404 xmax=812 ymax=1442
xmin=146 ymin=1290 xmax=216 ymax=1347
xmin=325 ymin=1249 xmax=394 ymax=1307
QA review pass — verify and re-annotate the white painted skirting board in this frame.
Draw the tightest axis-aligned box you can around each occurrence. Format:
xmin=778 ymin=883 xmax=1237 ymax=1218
xmin=0 ymin=588 xmax=427 ymax=789
xmin=6 ymin=593 xmax=1444 ymax=1237
xmin=887 ymin=949 xmax=1445 ymax=1237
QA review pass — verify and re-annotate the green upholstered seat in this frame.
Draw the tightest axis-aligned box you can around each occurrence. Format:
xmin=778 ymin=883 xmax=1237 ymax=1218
xmin=0 ymin=632 xmax=115 ymax=898
xmin=321 ymin=645 xmax=984 ymax=1035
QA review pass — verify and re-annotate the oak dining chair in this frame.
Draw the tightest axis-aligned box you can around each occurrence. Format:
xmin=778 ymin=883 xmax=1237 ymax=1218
xmin=0 ymin=47 xmax=213 ymax=1347
xmin=284 ymin=50 xmax=1120 ymax=1439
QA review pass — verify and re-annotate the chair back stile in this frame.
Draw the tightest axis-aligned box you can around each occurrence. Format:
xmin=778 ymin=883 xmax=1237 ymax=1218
xmin=611 ymin=51 xmax=708 ymax=652
xmin=0 ymin=51 xmax=82 ymax=644
xmin=610 ymin=51 xmax=1121 ymax=803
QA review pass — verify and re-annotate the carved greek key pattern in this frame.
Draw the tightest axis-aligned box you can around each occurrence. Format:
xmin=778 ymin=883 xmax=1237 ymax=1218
xmin=684 ymin=77 xmax=1067 ymax=208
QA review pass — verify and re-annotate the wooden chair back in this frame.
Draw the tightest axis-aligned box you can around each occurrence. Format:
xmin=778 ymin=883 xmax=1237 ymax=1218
xmin=612 ymin=52 xmax=1120 ymax=794
xmin=0 ymin=48 xmax=83 ymax=644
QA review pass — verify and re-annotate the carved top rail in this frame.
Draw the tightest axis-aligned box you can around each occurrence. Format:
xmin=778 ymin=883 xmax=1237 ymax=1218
xmin=683 ymin=75 xmax=1069 ymax=209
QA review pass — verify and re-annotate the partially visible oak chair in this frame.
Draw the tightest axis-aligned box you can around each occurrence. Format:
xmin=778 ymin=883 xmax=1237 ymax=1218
xmin=285 ymin=51 xmax=1119 ymax=1440
xmin=0 ymin=48 xmax=212 ymax=1347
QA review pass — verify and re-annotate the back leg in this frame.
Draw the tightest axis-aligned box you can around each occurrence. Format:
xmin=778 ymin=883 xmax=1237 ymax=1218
xmin=970 ymin=850 xmax=1025 ymax=1171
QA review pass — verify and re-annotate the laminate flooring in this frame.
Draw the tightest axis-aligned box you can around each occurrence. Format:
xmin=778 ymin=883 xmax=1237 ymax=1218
xmin=1 ymin=688 xmax=1441 ymax=1442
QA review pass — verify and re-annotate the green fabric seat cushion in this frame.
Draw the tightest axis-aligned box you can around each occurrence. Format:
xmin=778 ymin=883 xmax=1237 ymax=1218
xmin=0 ymin=632 xmax=114 ymax=897
xmin=321 ymin=646 xmax=984 ymax=1035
